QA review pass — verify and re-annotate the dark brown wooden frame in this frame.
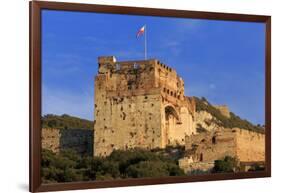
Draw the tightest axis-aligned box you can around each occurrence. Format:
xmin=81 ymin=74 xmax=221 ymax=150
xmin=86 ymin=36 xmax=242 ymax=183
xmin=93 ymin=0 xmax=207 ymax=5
xmin=30 ymin=1 xmax=271 ymax=192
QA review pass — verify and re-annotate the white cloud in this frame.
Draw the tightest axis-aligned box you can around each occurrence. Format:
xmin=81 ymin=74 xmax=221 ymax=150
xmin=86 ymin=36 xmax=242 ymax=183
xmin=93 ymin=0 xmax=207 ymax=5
xmin=209 ymin=83 xmax=216 ymax=89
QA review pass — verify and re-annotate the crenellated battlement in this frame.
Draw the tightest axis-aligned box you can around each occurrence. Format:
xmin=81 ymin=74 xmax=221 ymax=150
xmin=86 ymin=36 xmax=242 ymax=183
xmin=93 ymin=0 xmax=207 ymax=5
xmin=98 ymin=56 xmax=176 ymax=73
xmin=97 ymin=56 xmax=185 ymax=101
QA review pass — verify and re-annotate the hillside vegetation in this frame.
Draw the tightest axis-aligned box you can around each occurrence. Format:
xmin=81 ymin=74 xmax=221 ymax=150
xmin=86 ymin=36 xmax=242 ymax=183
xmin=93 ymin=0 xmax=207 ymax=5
xmin=42 ymin=114 xmax=94 ymax=130
xmin=41 ymin=148 xmax=185 ymax=183
xmin=194 ymin=97 xmax=264 ymax=133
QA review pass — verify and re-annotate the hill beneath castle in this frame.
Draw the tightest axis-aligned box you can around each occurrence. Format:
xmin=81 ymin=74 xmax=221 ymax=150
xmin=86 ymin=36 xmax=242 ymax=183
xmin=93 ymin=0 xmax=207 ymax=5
xmin=193 ymin=97 xmax=264 ymax=134
xmin=42 ymin=114 xmax=94 ymax=130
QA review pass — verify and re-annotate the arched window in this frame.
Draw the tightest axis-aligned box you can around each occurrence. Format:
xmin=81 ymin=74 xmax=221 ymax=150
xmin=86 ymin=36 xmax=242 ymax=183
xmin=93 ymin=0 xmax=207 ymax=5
xmin=200 ymin=153 xmax=203 ymax=161
xmin=212 ymin=136 xmax=217 ymax=144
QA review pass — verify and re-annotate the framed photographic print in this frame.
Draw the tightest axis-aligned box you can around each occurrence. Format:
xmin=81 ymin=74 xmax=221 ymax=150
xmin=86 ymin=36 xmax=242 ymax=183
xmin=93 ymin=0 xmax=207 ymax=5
xmin=30 ymin=1 xmax=271 ymax=192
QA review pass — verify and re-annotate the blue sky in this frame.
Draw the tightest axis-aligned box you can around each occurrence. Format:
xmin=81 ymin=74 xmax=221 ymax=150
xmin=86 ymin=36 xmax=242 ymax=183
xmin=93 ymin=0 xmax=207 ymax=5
xmin=42 ymin=10 xmax=265 ymax=124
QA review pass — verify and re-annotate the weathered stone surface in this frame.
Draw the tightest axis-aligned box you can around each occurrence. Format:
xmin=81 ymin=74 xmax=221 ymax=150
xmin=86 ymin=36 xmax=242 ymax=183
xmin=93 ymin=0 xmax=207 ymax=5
xmin=42 ymin=128 xmax=60 ymax=153
xmin=179 ymin=128 xmax=265 ymax=172
xmin=42 ymin=128 xmax=93 ymax=155
xmin=179 ymin=157 xmax=214 ymax=173
xmin=94 ymin=56 xmax=196 ymax=156
xmin=194 ymin=111 xmax=223 ymax=132
xmin=235 ymin=128 xmax=265 ymax=162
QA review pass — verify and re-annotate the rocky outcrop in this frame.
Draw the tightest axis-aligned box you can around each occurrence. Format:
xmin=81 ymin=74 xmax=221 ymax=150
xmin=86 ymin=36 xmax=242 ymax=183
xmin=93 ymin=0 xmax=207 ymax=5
xmin=194 ymin=111 xmax=223 ymax=132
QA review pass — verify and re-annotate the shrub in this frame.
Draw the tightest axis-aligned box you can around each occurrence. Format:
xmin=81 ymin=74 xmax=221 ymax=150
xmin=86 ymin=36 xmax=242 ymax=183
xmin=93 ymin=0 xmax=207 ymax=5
xmin=126 ymin=161 xmax=167 ymax=178
xmin=187 ymin=169 xmax=210 ymax=175
xmin=41 ymin=148 xmax=185 ymax=183
xmin=247 ymin=164 xmax=265 ymax=172
xmin=41 ymin=114 xmax=94 ymax=130
xmin=213 ymin=156 xmax=239 ymax=173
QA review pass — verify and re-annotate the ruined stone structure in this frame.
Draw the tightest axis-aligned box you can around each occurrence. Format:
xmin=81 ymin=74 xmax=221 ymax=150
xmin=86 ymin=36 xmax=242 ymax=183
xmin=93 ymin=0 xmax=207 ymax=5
xmin=42 ymin=128 xmax=93 ymax=156
xmin=179 ymin=128 xmax=265 ymax=172
xmin=94 ymin=56 xmax=196 ymax=156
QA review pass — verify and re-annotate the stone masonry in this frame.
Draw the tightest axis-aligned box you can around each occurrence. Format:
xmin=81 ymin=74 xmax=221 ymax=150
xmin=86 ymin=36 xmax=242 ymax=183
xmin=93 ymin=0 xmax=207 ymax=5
xmin=94 ymin=56 xmax=196 ymax=156
xmin=179 ymin=128 xmax=265 ymax=172
xmin=42 ymin=128 xmax=93 ymax=156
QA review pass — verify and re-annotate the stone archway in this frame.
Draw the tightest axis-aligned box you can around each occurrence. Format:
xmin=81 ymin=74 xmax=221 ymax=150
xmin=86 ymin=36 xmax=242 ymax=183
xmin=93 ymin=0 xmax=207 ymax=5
xmin=164 ymin=104 xmax=181 ymax=146
xmin=165 ymin=105 xmax=180 ymax=120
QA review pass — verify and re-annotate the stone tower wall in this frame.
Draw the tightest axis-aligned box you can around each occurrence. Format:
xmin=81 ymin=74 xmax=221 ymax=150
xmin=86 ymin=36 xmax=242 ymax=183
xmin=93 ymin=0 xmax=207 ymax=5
xmin=94 ymin=92 xmax=163 ymax=156
xmin=94 ymin=56 xmax=196 ymax=156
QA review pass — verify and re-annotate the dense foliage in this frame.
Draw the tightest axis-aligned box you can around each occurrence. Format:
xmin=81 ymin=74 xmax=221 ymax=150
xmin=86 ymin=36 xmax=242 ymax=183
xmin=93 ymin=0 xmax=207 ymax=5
xmin=194 ymin=97 xmax=264 ymax=133
xmin=213 ymin=156 xmax=239 ymax=173
xmin=41 ymin=114 xmax=94 ymax=129
xmin=41 ymin=148 xmax=185 ymax=183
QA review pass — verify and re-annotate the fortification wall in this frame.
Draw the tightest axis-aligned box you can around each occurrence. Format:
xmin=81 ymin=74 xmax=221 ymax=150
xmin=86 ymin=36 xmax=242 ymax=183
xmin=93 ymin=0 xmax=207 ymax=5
xmin=185 ymin=129 xmax=237 ymax=162
xmin=179 ymin=128 xmax=265 ymax=172
xmin=42 ymin=128 xmax=93 ymax=155
xmin=234 ymin=128 xmax=265 ymax=162
xmin=183 ymin=128 xmax=265 ymax=164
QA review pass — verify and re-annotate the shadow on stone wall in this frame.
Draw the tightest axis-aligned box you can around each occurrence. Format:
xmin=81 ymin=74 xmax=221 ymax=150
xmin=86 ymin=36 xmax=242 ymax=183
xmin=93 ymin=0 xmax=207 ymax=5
xmin=42 ymin=128 xmax=94 ymax=156
xmin=59 ymin=129 xmax=93 ymax=156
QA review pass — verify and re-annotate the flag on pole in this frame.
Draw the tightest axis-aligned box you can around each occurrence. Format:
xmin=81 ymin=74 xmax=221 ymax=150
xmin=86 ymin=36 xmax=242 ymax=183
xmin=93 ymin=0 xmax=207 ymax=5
xmin=136 ymin=25 xmax=147 ymax=60
xmin=136 ymin=25 xmax=145 ymax=38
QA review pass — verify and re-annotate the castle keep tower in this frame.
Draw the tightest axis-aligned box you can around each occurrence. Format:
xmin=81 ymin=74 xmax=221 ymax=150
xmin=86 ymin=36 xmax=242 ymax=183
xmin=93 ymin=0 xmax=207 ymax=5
xmin=94 ymin=56 xmax=196 ymax=156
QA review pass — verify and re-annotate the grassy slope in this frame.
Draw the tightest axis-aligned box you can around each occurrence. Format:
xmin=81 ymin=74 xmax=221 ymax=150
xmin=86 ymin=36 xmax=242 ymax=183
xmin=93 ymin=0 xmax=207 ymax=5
xmin=41 ymin=114 xmax=94 ymax=130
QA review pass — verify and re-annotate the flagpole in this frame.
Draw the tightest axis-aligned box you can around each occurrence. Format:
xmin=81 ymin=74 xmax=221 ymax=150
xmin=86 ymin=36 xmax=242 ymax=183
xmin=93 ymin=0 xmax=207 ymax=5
xmin=144 ymin=25 xmax=147 ymax=60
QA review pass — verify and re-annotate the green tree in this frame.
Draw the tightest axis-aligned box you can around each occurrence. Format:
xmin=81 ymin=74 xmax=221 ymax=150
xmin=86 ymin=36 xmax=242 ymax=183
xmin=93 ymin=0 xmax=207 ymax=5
xmin=41 ymin=148 xmax=185 ymax=183
xmin=213 ymin=156 xmax=239 ymax=173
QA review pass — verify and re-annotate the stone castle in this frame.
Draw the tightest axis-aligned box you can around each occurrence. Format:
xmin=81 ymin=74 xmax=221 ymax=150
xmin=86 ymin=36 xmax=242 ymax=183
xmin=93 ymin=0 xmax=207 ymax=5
xmin=93 ymin=56 xmax=265 ymax=162
xmin=94 ymin=56 xmax=196 ymax=156
xmin=41 ymin=55 xmax=265 ymax=172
